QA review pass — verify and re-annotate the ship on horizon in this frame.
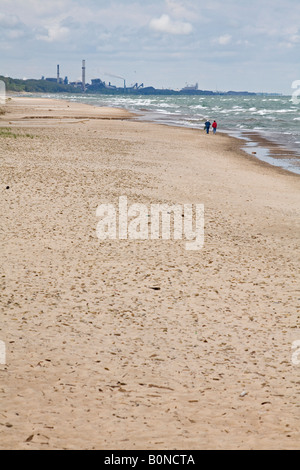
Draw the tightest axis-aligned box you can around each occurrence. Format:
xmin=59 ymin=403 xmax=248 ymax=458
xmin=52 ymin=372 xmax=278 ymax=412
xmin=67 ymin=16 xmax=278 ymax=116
xmin=180 ymin=83 xmax=198 ymax=92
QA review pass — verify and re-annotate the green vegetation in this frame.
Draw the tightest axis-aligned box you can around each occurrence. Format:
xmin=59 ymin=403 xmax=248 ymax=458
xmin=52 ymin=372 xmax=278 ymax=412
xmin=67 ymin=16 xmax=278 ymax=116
xmin=0 ymin=127 xmax=34 ymax=139
xmin=0 ymin=76 xmax=82 ymax=94
xmin=0 ymin=75 xmax=257 ymax=96
xmin=0 ymin=128 xmax=16 ymax=138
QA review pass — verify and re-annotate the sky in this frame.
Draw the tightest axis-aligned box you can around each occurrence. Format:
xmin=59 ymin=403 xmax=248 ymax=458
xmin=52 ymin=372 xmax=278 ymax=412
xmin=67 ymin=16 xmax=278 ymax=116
xmin=0 ymin=0 xmax=300 ymax=94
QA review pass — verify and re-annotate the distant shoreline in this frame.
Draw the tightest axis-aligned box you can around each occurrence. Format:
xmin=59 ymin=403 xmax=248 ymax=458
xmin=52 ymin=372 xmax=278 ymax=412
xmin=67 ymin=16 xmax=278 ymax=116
xmin=1 ymin=75 xmax=283 ymax=97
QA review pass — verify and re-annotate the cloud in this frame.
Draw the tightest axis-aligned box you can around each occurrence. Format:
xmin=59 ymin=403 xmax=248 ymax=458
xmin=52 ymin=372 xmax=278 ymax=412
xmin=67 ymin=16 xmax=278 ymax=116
xmin=149 ymin=14 xmax=193 ymax=35
xmin=290 ymin=34 xmax=300 ymax=43
xmin=215 ymin=34 xmax=232 ymax=46
xmin=0 ymin=13 xmax=31 ymax=43
xmin=1 ymin=0 xmax=300 ymax=93
xmin=0 ymin=13 xmax=20 ymax=28
xmin=165 ymin=0 xmax=196 ymax=21
xmin=36 ymin=24 xmax=70 ymax=43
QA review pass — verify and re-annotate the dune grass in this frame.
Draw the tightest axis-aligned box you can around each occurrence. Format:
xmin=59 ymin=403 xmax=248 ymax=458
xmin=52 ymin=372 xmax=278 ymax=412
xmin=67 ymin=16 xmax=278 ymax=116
xmin=0 ymin=127 xmax=34 ymax=139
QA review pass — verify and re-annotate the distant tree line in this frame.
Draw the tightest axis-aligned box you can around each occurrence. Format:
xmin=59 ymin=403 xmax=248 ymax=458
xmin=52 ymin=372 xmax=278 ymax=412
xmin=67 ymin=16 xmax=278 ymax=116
xmin=0 ymin=76 xmax=82 ymax=94
xmin=1 ymin=75 xmax=257 ymax=96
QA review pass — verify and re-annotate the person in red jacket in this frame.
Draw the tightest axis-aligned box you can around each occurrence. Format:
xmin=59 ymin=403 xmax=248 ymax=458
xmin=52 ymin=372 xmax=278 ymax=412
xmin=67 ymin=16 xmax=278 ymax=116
xmin=212 ymin=120 xmax=217 ymax=134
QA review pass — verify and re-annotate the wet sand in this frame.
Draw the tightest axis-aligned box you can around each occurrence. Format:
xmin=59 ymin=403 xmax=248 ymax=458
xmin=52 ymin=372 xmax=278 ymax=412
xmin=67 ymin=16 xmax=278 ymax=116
xmin=0 ymin=97 xmax=299 ymax=450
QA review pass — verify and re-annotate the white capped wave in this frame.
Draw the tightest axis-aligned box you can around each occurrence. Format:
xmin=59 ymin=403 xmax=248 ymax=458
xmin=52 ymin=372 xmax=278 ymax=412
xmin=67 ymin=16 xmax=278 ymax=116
xmin=191 ymin=105 xmax=208 ymax=109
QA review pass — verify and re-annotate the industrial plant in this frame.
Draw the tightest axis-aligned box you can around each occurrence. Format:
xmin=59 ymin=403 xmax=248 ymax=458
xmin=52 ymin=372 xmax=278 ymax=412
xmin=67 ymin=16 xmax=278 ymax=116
xmin=42 ymin=61 xmax=203 ymax=94
xmin=43 ymin=60 xmax=146 ymax=93
xmin=2 ymin=60 xmax=256 ymax=96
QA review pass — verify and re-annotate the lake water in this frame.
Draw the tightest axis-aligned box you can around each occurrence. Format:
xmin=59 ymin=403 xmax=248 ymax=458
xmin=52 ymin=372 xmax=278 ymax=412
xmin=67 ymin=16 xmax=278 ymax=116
xmin=43 ymin=93 xmax=300 ymax=175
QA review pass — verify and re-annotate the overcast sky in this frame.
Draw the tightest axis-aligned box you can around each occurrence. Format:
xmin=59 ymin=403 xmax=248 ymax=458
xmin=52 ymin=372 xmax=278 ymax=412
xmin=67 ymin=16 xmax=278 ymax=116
xmin=1 ymin=0 xmax=300 ymax=94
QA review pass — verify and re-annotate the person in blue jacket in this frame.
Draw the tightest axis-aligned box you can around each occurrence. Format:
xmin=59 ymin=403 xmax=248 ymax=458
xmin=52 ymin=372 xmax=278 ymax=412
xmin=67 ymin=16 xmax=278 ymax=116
xmin=204 ymin=119 xmax=211 ymax=134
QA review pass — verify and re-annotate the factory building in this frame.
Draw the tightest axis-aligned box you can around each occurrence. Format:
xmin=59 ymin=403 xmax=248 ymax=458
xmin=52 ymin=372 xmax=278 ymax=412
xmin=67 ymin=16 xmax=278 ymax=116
xmin=44 ymin=64 xmax=66 ymax=84
xmin=42 ymin=60 xmax=146 ymax=92
xmin=69 ymin=60 xmax=87 ymax=91
xmin=82 ymin=60 xmax=86 ymax=91
xmin=42 ymin=61 xmax=85 ymax=88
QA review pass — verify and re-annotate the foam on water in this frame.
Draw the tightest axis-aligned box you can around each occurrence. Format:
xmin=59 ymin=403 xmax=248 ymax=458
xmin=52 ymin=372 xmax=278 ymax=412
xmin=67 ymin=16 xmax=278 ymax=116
xmin=40 ymin=92 xmax=300 ymax=175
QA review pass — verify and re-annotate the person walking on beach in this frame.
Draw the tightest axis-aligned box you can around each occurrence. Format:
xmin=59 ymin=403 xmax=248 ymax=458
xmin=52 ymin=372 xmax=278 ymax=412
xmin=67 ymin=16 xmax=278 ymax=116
xmin=212 ymin=120 xmax=217 ymax=134
xmin=204 ymin=120 xmax=211 ymax=134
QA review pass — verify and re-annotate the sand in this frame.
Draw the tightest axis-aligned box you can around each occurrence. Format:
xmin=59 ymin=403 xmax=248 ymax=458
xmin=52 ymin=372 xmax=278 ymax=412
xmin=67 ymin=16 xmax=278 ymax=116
xmin=0 ymin=97 xmax=299 ymax=450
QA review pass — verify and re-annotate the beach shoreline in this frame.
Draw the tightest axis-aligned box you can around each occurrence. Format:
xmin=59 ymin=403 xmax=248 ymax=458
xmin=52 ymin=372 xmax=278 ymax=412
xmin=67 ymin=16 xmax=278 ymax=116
xmin=0 ymin=97 xmax=299 ymax=450
xmin=130 ymin=107 xmax=300 ymax=176
xmin=5 ymin=93 xmax=300 ymax=176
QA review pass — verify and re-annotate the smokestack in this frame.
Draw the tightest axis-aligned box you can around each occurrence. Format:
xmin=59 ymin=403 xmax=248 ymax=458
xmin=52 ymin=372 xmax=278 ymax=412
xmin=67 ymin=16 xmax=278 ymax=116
xmin=57 ymin=65 xmax=60 ymax=83
xmin=82 ymin=60 xmax=86 ymax=92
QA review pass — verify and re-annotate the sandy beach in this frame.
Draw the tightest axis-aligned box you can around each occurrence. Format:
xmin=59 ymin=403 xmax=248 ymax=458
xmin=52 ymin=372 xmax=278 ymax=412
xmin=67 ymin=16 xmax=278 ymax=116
xmin=0 ymin=96 xmax=299 ymax=450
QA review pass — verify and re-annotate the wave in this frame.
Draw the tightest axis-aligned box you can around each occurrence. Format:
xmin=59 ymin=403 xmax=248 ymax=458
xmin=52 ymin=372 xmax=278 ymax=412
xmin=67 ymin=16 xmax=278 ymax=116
xmin=41 ymin=92 xmax=300 ymax=174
